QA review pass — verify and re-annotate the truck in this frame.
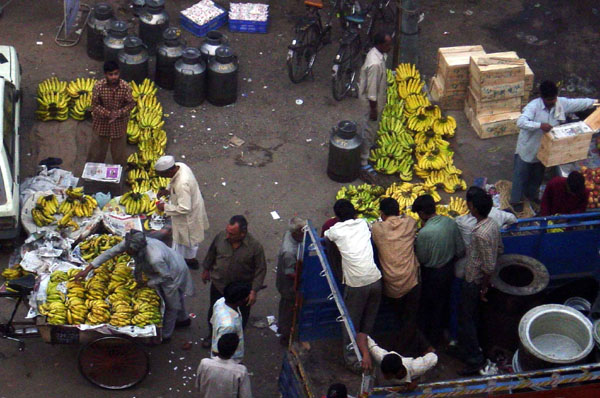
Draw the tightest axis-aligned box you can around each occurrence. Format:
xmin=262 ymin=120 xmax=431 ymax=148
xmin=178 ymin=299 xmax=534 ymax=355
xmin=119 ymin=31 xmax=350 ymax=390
xmin=279 ymin=213 xmax=600 ymax=397
xmin=0 ymin=45 xmax=21 ymax=239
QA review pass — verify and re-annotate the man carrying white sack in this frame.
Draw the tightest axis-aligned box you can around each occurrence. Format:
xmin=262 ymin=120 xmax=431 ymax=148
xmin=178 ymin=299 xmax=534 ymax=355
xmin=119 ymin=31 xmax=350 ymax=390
xmin=155 ymin=155 xmax=210 ymax=270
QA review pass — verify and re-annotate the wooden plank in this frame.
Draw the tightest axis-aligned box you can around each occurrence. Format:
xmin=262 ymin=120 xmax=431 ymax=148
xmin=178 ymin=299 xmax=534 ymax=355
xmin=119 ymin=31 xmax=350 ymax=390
xmin=464 ymin=103 xmax=520 ymax=139
xmin=470 ymin=53 xmax=525 ymax=87
xmin=470 ymin=78 xmax=525 ymax=102
xmin=466 ymin=87 xmax=522 ymax=116
xmin=584 ymin=107 xmax=600 ymax=131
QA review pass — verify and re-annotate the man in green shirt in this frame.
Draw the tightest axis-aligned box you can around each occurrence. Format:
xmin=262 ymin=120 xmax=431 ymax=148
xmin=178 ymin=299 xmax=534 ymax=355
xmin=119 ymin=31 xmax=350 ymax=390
xmin=413 ymin=195 xmax=465 ymax=347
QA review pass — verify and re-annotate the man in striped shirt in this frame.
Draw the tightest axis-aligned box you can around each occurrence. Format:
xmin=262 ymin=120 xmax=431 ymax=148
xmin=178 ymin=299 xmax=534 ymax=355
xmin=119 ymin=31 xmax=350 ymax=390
xmin=457 ymin=190 xmax=503 ymax=375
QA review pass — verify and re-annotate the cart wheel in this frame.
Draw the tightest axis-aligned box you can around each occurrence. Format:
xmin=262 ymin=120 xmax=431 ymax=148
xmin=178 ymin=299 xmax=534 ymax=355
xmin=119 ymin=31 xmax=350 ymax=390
xmin=78 ymin=336 xmax=149 ymax=389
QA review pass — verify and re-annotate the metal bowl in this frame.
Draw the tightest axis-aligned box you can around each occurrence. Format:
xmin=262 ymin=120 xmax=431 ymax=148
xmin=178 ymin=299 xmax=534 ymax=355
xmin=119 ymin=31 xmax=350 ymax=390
xmin=518 ymin=304 xmax=593 ymax=367
xmin=564 ymin=297 xmax=592 ymax=317
xmin=593 ymin=319 xmax=600 ymax=349
xmin=492 ymin=254 xmax=549 ymax=296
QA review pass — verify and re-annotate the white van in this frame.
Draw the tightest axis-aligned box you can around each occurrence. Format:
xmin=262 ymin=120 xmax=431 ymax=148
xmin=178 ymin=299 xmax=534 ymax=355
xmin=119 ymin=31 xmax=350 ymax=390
xmin=0 ymin=45 xmax=21 ymax=239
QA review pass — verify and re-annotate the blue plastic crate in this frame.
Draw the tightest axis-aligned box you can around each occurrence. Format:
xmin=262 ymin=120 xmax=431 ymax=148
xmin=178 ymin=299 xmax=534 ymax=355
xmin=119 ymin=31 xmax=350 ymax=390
xmin=180 ymin=8 xmax=228 ymax=37
xmin=228 ymin=18 xmax=269 ymax=34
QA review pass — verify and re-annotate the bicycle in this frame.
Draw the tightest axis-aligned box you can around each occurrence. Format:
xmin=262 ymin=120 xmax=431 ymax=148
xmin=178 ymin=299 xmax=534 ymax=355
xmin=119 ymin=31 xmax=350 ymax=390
xmin=287 ymin=0 xmax=353 ymax=84
xmin=331 ymin=0 xmax=397 ymax=100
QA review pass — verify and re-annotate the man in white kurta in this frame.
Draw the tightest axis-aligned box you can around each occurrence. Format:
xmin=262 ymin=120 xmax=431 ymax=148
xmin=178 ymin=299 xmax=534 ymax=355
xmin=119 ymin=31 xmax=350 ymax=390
xmin=155 ymin=155 xmax=209 ymax=269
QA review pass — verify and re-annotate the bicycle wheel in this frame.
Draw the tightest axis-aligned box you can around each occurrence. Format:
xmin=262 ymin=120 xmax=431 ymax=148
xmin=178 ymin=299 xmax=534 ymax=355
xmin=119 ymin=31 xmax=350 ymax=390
xmin=287 ymin=25 xmax=320 ymax=84
xmin=78 ymin=336 xmax=149 ymax=389
xmin=331 ymin=44 xmax=357 ymax=101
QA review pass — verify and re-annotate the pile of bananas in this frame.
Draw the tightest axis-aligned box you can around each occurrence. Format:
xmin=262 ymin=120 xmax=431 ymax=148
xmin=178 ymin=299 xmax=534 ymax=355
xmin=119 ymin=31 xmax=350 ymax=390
xmin=36 ymin=76 xmax=99 ymax=122
xmin=39 ymin=254 xmax=162 ymax=328
xmin=36 ymin=77 xmax=70 ymax=121
xmin=335 ymin=183 xmax=385 ymax=221
xmin=60 ymin=187 xmax=98 ymax=218
xmin=78 ymin=234 xmax=123 ymax=262
xmin=123 ymin=78 xmax=170 ymax=206
xmin=1 ymin=264 xmax=27 ymax=280
xmin=369 ymin=64 xmax=466 ymax=193
xmin=119 ymin=189 xmax=157 ymax=216
xmin=31 ymin=194 xmax=59 ymax=227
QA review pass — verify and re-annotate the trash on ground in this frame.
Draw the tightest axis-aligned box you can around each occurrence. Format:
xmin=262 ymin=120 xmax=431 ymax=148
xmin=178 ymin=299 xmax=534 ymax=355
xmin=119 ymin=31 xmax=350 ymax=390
xmin=270 ymin=211 xmax=280 ymax=220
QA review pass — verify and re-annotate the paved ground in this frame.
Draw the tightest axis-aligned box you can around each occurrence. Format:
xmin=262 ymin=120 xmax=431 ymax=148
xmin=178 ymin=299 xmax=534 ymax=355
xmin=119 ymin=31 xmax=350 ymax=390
xmin=0 ymin=0 xmax=599 ymax=397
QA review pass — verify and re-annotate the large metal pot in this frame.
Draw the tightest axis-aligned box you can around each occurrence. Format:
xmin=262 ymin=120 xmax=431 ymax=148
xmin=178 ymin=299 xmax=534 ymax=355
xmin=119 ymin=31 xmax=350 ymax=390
xmin=103 ymin=20 xmax=128 ymax=63
xmin=131 ymin=0 xmax=146 ymax=17
xmin=518 ymin=304 xmax=594 ymax=371
xmin=139 ymin=0 xmax=169 ymax=55
xmin=118 ymin=36 xmax=149 ymax=84
xmin=155 ymin=27 xmax=185 ymax=90
xmin=207 ymin=46 xmax=238 ymax=106
xmin=327 ymin=121 xmax=362 ymax=182
xmin=87 ymin=3 xmax=113 ymax=60
xmin=200 ymin=31 xmax=226 ymax=62
xmin=174 ymin=48 xmax=206 ymax=107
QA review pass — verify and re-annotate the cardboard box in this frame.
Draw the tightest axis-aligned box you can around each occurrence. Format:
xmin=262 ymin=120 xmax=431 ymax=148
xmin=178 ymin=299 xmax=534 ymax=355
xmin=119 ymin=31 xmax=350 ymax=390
xmin=430 ymin=76 xmax=467 ymax=110
xmin=537 ymin=121 xmax=594 ymax=166
xmin=584 ymin=107 xmax=600 ymax=131
xmin=464 ymin=103 xmax=520 ymax=139
xmin=469 ymin=53 xmax=525 ymax=87
xmin=466 ymin=87 xmax=522 ymax=116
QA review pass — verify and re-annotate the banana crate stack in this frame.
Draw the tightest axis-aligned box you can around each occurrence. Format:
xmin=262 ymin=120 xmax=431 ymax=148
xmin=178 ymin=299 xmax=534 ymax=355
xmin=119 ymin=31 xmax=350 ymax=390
xmin=464 ymin=51 xmax=534 ymax=139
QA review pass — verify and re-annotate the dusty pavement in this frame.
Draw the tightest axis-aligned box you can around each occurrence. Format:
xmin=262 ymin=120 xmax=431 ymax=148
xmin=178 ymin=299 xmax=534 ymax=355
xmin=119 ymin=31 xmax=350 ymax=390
xmin=0 ymin=0 xmax=599 ymax=397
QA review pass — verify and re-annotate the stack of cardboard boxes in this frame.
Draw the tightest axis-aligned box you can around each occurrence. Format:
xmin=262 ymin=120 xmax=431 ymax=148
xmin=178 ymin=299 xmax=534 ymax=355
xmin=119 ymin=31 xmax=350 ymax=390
xmin=430 ymin=46 xmax=486 ymax=110
xmin=430 ymin=46 xmax=535 ymax=139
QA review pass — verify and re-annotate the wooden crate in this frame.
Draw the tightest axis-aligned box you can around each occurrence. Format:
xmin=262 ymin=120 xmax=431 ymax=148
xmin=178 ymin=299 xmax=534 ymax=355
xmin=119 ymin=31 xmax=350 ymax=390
xmin=470 ymin=78 xmax=525 ymax=102
xmin=470 ymin=53 xmax=525 ymax=86
xmin=524 ymin=62 xmax=534 ymax=92
xmin=430 ymin=75 xmax=467 ymax=110
xmin=584 ymin=107 xmax=600 ymax=131
xmin=464 ymin=103 xmax=520 ymax=139
xmin=466 ymin=87 xmax=522 ymax=116
xmin=537 ymin=121 xmax=594 ymax=166
xmin=436 ymin=46 xmax=486 ymax=93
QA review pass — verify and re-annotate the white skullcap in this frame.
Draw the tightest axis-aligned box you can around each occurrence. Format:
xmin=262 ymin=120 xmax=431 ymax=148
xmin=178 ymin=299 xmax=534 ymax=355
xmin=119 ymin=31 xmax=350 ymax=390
xmin=154 ymin=155 xmax=175 ymax=171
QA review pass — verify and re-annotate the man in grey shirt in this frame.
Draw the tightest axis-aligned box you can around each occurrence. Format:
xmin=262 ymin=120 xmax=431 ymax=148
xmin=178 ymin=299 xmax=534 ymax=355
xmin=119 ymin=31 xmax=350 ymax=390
xmin=510 ymin=80 xmax=597 ymax=212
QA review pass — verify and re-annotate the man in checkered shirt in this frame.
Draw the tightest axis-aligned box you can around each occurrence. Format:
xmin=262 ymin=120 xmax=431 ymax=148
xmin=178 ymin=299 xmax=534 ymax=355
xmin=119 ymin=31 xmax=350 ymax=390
xmin=88 ymin=61 xmax=135 ymax=166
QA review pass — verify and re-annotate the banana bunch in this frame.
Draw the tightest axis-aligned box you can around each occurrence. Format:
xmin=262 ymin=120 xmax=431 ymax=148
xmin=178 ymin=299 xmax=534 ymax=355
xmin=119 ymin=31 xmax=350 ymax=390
xmin=65 ymin=186 xmax=84 ymax=199
xmin=150 ymin=176 xmax=169 ymax=192
xmin=127 ymin=119 xmax=142 ymax=144
xmin=386 ymin=69 xmax=395 ymax=85
xmin=417 ymin=151 xmax=448 ymax=171
xmin=443 ymin=174 xmax=467 ymax=193
xmin=57 ymin=212 xmax=79 ymax=230
xmin=119 ymin=190 xmax=155 ymax=215
xmin=70 ymin=195 xmax=97 ymax=218
xmin=131 ymin=179 xmax=151 ymax=193
xmin=130 ymin=288 xmax=162 ymax=327
xmin=432 ymin=116 xmax=457 ymax=138
xmin=65 ymin=297 xmax=88 ymax=325
xmin=110 ymin=300 xmax=135 ymax=327
xmin=395 ymin=63 xmax=420 ymax=82
xmin=37 ymin=77 xmax=67 ymax=96
xmin=404 ymin=94 xmax=430 ymax=116
xmin=69 ymin=93 xmax=92 ymax=121
xmin=66 ymin=77 xmax=96 ymax=98
xmin=86 ymin=299 xmax=111 ymax=325
xmin=137 ymin=94 xmax=163 ymax=115
xmin=334 ymin=184 xmax=385 ymax=221
xmin=127 ymin=167 xmax=149 ymax=184
xmin=379 ymin=115 xmax=406 ymax=134
xmin=36 ymin=91 xmax=70 ymax=121
xmin=448 ymin=197 xmax=469 ymax=217
xmin=407 ymin=113 xmax=433 ymax=132
xmin=66 ymin=280 xmax=86 ymax=299
xmin=78 ymin=234 xmax=123 ymax=261
xmin=32 ymin=204 xmax=56 ymax=227
xmin=419 ymin=105 xmax=442 ymax=119
xmin=377 ymin=131 xmax=414 ymax=152
xmin=436 ymin=204 xmax=450 ymax=217
xmin=37 ymin=194 xmax=59 ymax=215
xmin=130 ymin=78 xmax=157 ymax=101
xmin=38 ymin=301 xmax=68 ymax=325
xmin=137 ymin=107 xmax=165 ymax=130
xmin=397 ymin=78 xmax=424 ymax=99
xmin=1 ymin=264 xmax=26 ymax=280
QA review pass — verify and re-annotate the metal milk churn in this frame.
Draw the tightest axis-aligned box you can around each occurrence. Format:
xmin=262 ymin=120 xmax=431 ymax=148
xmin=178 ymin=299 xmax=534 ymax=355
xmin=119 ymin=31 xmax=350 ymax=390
xmin=207 ymin=46 xmax=238 ymax=106
xmin=118 ymin=36 xmax=149 ymax=84
xmin=155 ymin=27 xmax=185 ymax=90
xmin=131 ymin=0 xmax=146 ymax=17
xmin=87 ymin=3 xmax=113 ymax=60
xmin=139 ymin=0 xmax=169 ymax=55
xmin=327 ymin=121 xmax=362 ymax=182
xmin=200 ymin=31 xmax=225 ymax=62
xmin=174 ymin=48 xmax=206 ymax=107
xmin=103 ymin=20 xmax=128 ymax=63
